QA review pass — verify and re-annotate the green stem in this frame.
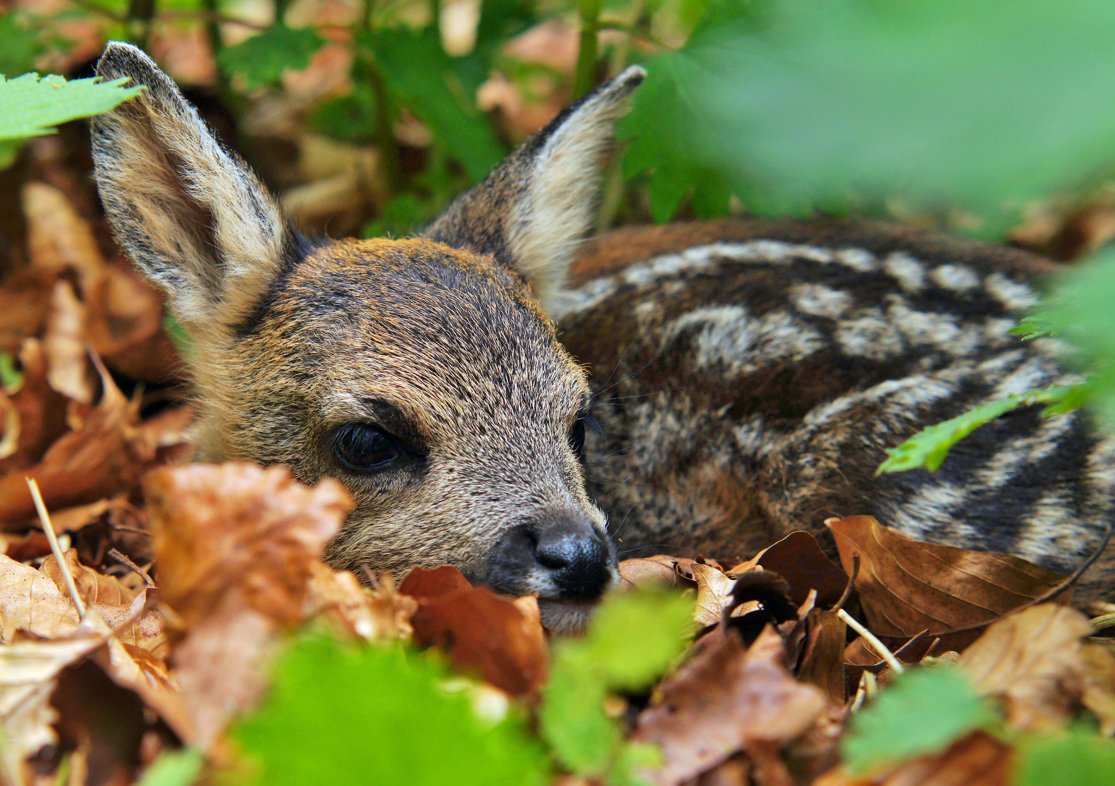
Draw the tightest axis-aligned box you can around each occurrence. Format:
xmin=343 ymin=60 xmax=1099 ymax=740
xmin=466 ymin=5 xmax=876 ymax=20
xmin=356 ymin=0 xmax=401 ymax=194
xmin=125 ymin=0 xmax=156 ymax=49
xmin=274 ymin=0 xmax=290 ymax=24
xmin=572 ymin=24 xmax=599 ymax=99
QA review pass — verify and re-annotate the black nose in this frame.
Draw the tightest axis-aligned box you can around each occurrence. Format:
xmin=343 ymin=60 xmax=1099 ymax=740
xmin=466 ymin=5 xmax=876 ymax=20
xmin=486 ymin=514 xmax=616 ymax=601
xmin=533 ymin=525 xmax=613 ymax=600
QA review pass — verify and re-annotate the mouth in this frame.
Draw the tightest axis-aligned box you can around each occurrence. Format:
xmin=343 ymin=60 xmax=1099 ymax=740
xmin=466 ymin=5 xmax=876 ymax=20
xmin=537 ymin=597 xmax=599 ymax=634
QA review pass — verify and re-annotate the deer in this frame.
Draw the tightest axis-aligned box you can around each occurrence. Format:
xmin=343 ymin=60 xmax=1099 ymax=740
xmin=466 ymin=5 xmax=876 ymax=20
xmin=90 ymin=42 xmax=1114 ymax=631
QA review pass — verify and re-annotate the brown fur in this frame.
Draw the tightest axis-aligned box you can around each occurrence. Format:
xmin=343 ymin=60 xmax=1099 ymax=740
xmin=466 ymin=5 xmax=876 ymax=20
xmin=91 ymin=43 xmax=1113 ymax=627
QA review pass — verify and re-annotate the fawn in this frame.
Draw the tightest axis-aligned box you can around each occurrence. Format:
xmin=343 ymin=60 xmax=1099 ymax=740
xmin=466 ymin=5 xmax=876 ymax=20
xmin=91 ymin=43 xmax=1113 ymax=630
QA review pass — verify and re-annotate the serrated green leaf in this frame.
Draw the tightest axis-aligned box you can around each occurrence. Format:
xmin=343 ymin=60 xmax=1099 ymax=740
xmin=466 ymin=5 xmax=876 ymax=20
xmin=0 ymin=15 xmax=44 ymax=77
xmin=877 ymin=384 xmax=1091 ymax=474
xmin=361 ymin=26 xmax=505 ymax=182
xmin=0 ymin=73 xmax=142 ymax=143
xmin=230 ymin=635 xmax=547 ymax=786
xmin=622 ymin=0 xmax=1115 ymax=230
xmin=1015 ymin=728 xmax=1115 ymax=786
xmin=217 ymin=26 xmax=325 ymax=89
xmin=841 ymin=666 xmax=996 ymax=774
xmin=138 ymin=749 xmax=203 ymax=786
xmin=1009 ymin=314 xmax=1059 ymax=341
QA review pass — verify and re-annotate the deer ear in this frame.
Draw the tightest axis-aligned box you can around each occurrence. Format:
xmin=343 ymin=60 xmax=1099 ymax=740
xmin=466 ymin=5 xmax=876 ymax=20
xmin=424 ymin=67 xmax=645 ymax=313
xmin=91 ymin=42 xmax=298 ymax=333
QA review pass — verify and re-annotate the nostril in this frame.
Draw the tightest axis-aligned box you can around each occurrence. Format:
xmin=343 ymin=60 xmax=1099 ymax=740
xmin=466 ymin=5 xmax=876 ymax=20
xmin=533 ymin=530 xmax=612 ymax=600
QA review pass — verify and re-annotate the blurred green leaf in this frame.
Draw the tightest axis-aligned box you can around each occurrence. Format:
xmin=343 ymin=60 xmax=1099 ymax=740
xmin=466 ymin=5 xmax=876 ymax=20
xmin=624 ymin=0 xmax=1115 ymax=231
xmin=877 ymin=384 xmax=1090 ymax=474
xmin=0 ymin=15 xmax=44 ymax=77
xmin=1015 ymin=728 xmax=1115 ymax=786
xmin=311 ymin=84 xmax=378 ymax=143
xmin=0 ymin=353 xmax=23 ymax=389
xmin=583 ymin=587 xmax=695 ymax=690
xmin=0 ymin=73 xmax=142 ymax=143
xmin=362 ymin=193 xmax=438 ymax=238
xmin=231 ymin=635 xmax=548 ymax=786
xmin=138 ymin=749 xmax=203 ymax=786
xmin=841 ymin=666 xmax=997 ymax=774
xmin=217 ymin=25 xmax=325 ymax=89
xmin=362 ymin=26 xmax=506 ymax=182
xmin=540 ymin=589 xmax=691 ymax=778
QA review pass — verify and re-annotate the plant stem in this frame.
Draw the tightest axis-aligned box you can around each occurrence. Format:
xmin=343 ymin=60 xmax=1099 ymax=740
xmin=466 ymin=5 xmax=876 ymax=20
xmin=274 ymin=0 xmax=291 ymax=24
xmin=573 ymin=0 xmax=603 ymax=99
xmin=357 ymin=0 xmax=401 ymax=194
xmin=125 ymin=0 xmax=156 ymax=49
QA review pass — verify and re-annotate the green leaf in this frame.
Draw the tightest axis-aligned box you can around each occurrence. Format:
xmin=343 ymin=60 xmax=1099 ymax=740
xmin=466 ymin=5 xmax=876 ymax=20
xmin=1009 ymin=314 xmax=1059 ymax=341
xmin=0 ymin=353 xmax=23 ymax=389
xmin=841 ymin=666 xmax=997 ymax=774
xmin=540 ymin=589 xmax=692 ymax=777
xmin=608 ymin=742 xmax=663 ymax=786
xmin=877 ymin=384 xmax=1091 ymax=474
xmin=231 ymin=635 xmax=548 ymax=786
xmin=0 ymin=73 xmax=142 ymax=143
xmin=1015 ymin=728 xmax=1115 ymax=786
xmin=138 ymin=749 xmax=203 ymax=786
xmin=623 ymin=0 xmax=1115 ymax=230
xmin=0 ymin=15 xmax=44 ymax=77
xmin=540 ymin=648 xmax=619 ymax=776
xmin=583 ymin=588 xmax=695 ymax=691
xmin=217 ymin=26 xmax=325 ymax=89
xmin=362 ymin=193 xmax=439 ymax=238
xmin=362 ymin=26 xmax=506 ymax=182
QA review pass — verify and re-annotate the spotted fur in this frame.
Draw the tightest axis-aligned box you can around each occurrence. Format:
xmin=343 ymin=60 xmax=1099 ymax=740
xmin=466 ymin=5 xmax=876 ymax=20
xmin=563 ymin=220 xmax=1114 ymax=601
xmin=92 ymin=43 xmax=1112 ymax=626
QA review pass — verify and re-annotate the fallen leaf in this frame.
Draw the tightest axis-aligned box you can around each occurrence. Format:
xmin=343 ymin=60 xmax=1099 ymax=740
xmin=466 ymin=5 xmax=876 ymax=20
xmin=633 ymin=626 xmax=829 ymax=785
xmin=0 ymin=553 xmax=81 ymax=641
xmin=43 ymin=279 xmax=95 ymax=404
xmin=730 ymin=531 xmax=849 ymax=608
xmin=828 ymin=516 xmax=1068 ymax=642
xmin=958 ymin=604 xmax=1095 ymax=730
xmin=797 ymin=609 xmax=848 ymax=704
xmin=304 ymin=562 xmax=416 ymax=643
xmin=401 ymin=566 xmax=548 ymax=697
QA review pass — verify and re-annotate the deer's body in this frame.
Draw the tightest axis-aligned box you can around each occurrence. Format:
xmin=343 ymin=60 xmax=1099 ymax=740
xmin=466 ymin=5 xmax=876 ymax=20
xmin=91 ymin=44 xmax=1113 ymax=629
xmin=563 ymin=219 xmax=1115 ymax=601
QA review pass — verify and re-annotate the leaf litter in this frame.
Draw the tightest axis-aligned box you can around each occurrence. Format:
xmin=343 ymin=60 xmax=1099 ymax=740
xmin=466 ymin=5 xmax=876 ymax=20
xmin=0 ymin=163 xmax=1112 ymax=786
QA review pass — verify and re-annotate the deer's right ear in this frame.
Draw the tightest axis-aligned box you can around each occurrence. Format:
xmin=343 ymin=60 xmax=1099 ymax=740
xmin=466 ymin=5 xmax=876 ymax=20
xmin=92 ymin=42 xmax=295 ymax=332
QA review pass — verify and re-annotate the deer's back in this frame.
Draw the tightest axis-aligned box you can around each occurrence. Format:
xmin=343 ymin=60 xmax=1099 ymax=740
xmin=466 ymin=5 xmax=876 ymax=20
xmin=559 ymin=218 xmax=1115 ymax=600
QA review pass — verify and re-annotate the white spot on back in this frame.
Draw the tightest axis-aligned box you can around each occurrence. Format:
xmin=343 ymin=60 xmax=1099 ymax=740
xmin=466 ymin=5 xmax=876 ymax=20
xmin=834 ymin=248 xmax=878 ymax=272
xmin=835 ymin=309 xmax=903 ymax=361
xmin=985 ymin=273 xmax=1040 ymax=311
xmin=884 ymin=252 xmax=926 ymax=292
xmin=931 ymin=264 xmax=980 ymax=292
xmin=791 ymin=284 xmax=853 ymax=318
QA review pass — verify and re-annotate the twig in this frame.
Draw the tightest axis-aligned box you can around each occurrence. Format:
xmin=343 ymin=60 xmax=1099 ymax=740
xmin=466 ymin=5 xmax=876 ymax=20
xmin=838 ymin=608 xmax=904 ymax=674
xmin=108 ymin=547 xmax=155 ymax=588
xmin=849 ymin=670 xmax=877 ymax=713
xmin=1092 ymin=611 xmax=1115 ymax=632
xmin=832 ymin=553 xmax=859 ymax=611
xmin=26 ymin=477 xmax=86 ymax=618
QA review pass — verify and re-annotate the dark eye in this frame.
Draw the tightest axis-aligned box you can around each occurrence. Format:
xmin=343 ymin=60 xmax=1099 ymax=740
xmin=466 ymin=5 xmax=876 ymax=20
xmin=331 ymin=423 xmax=402 ymax=472
xmin=569 ymin=417 xmax=587 ymax=462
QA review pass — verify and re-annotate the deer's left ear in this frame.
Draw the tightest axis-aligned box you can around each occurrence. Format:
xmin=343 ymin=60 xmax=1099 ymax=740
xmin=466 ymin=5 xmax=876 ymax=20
xmin=423 ymin=67 xmax=645 ymax=313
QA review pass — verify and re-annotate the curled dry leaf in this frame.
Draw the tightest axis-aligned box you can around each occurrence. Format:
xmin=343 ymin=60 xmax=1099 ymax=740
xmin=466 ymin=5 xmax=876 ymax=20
xmin=0 ymin=340 xmax=70 ymax=474
xmin=730 ymin=531 xmax=849 ymax=608
xmin=633 ymin=626 xmax=829 ymax=785
xmin=0 ymin=358 xmax=168 ymax=529
xmin=304 ymin=562 xmax=416 ymax=643
xmin=144 ymin=463 xmax=352 ymax=750
xmin=400 ymin=566 xmax=548 ymax=697
xmin=827 ymin=516 xmax=1067 ymax=642
xmin=0 ymin=553 xmax=81 ymax=641
xmin=619 ymin=556 xmax=687 ymax=589
xmin=43 ymin=279 xmax=96 ymax=404
xmin=957 ymin=604 xmax=1097 ymax=731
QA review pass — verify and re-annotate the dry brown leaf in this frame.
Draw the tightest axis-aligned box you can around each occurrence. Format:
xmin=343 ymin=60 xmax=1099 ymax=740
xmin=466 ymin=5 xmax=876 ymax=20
xmin=797 ymin=609 xmax=848 ymax=705
xmin=401 ymin=566 xmax=549 ymax=697
xmin=1081 ymin=642 xmax=1115 ymax=735
xmin=828 ymin=516 xmax=1067 ymax=641
xmin=0 ymin=358 xmax=153 ymax=528
xmin=304 ymin=562 xmax=416 ymax=643
xmin=0 ymin=270 xmax=56 ymax=354
xmin=692 ymin=561 xmax=738 ymax=627
xmin=958 ymin=604 xmax=1095 ymax=730
xmin=730 ymin=531 xmax=849 ymax=607
xmin=23 ymin=181 xmax=108 ymax=287
xmin=633 ymin=626 xmax=829 ymax=785
xmin=146 ymin=463 xmax=352 ymax=634
xmin=0 ymin=620 xmax=110 ymax=779
xmin=144 ymin=463 xmax=352 ymax=750
xmin=43 ymin=279 xmax=95 ymax=404
xmin=0 ymin=553 xmax=80 ymax=641
xmin=814 ymin=731 xmax=1013 ymax=786
xmin=619 ymin=556 xmax=687 ymax=589
xmin=0 ymin=340 xmax=70 ymax=474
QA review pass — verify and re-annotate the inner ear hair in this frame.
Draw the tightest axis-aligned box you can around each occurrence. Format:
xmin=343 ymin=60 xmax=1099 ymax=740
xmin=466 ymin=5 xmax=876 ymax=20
xmin=91 ymin=41 xmax=291 ymax=332
xmin=424 ymin=67 xmax=646 ymax=315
